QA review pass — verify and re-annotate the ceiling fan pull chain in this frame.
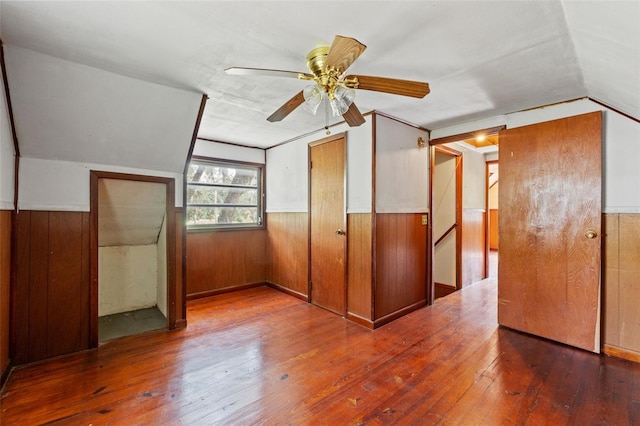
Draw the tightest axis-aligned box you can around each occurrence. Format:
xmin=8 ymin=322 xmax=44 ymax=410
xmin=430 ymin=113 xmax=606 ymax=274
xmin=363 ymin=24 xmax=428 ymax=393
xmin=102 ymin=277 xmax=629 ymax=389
xmin=325 ymin=97 xmax=331 ymax=135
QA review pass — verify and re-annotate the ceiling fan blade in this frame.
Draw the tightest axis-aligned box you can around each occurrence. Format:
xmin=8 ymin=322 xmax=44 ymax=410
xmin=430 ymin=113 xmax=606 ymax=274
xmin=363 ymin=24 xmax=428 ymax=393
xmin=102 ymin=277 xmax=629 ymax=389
xmin=225 ymin=67 xmax=312 ymax=80
xmin=325 ymin=35 xmax=367 ymax=74
xmin=346 ymin=75 xmax=430 ymax=98
xmin=342 ymin=103 xmax=366 ymax=127
xmin=267 ymin=91 xmax=305 ymax=122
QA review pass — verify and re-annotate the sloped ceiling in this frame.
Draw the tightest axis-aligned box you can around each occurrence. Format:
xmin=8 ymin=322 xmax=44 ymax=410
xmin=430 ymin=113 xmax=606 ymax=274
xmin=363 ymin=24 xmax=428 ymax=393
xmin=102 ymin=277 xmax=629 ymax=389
xmin=0 ymin=1 xmax=638 ymax=151
xmin=98 ymin=179 xmax=166 ymax=247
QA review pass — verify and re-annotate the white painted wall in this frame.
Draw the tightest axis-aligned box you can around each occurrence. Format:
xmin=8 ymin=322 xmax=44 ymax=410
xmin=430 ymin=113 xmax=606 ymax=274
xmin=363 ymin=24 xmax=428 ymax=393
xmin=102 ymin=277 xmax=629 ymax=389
xmin=19 ymin=157 xmax=182 ymax=211
xmin=489 ymin=182 xmax=499 ymax=210
xmin=431 ymin=98 xmax=640 ymax=213
xmin=98 ymin=245 xmax=159 ymax=316
xmin=157 ymin=214 xmax=167 ymax=317
xmin=455 ymin=144 xmax=486 ymax=210
xmin=266 ymin=137 xmax=309 ymax=213
xmin=193 ymin=140 xmax=265 ymax=164
xmin=433 ymin=152 xmax=457 ymax=287
xmin=375 ymin=115 xmax=429 ymax=213
xmin=432 ymin=153 xmax=457 ymax=239
xmin=601 ymin=110 xmax=640 ymax=213
xmin=0 ymin=51 xmax=15 ymax=210
xmin=266 ymin=119 xmax=373 ymax=213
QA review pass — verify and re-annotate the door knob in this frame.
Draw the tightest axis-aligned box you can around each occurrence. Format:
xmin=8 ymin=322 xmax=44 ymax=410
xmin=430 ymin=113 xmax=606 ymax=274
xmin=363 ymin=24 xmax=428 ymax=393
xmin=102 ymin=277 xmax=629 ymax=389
xmin=335 ymin=229 xmax=345 ymax=235
xmin=585 ymin=230 xmax=597 ymax=239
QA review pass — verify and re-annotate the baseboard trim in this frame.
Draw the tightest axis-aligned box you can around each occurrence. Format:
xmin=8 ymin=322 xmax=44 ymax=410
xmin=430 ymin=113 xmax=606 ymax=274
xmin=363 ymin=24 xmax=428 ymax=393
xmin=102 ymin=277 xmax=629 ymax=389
xmin=173 ymin=319 xmax=187 ymax=330
xmin=346 ymin=312 xmax=374 ymax=329
xmin=0 ymin=361 xmax=11 ymax=390
xmin=603 ymin=344 xmax=640 ymax=363
xmin=266 ymin=281 xmax=308 ymax=302
xmin=435 ymin=282 xmax=457 ymax=299
xmin=186 ymin=282 xmax=266 ymax=301
xmin=373 ymin=300 xmax=427 ymax=329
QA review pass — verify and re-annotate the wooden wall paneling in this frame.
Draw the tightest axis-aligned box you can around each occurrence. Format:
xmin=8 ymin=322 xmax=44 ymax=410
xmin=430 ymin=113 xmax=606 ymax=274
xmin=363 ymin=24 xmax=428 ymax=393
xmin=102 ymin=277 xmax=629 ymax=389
xmin=375 ymin=213 xmax=396 ymax=319
xmin=489 ymin=209 xmax=499 ymax=250
xmin=266 ymin=212 xmax=308 ymax=298
xmin=375 ymin=213 xmax=427 ymax=322
xmin=28 ymin=211 xmax=49 ymax=361
xmin=0 ymin=210 xmax=11 ymax=379
xmin=186 ymin=229 xmax=267 ymax=297
xmin=175 ymin=210 xmax=186 ymax=327
xmin=12 ymin=211 xmax=30 ymax=363
xmin=408 ymin=213 xmax=428 ymax=303
xmin=602 ymin=214 xmax=620 ymax=348
xmin=347 ymin=213 xmax=372 ymax=324
xmin=89 ymin=172 xmax=98 ymax=348
xmin=618 ymin=214 xmax=640 ymax=352
xmin=165 ymin=187 xmax=176 ymax=330
xmin=80 ymin=213 xmax=90 ymax=346
xmin=47 ymin=212 xmax=89 ymax=357
xmin=461 ymin=208 xmax=486 ymax=287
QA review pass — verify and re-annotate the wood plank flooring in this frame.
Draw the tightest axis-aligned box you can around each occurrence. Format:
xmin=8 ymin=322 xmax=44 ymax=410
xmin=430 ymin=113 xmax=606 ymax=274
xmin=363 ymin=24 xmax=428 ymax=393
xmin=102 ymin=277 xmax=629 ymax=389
xmin=2 ymin=277 xmax=639 ymax=425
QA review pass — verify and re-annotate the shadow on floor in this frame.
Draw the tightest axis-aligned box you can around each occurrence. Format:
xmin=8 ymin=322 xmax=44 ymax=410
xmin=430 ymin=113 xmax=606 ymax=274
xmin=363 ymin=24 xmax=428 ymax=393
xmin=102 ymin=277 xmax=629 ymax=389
xmin=99 ymin=307 xmax=166 ymax=342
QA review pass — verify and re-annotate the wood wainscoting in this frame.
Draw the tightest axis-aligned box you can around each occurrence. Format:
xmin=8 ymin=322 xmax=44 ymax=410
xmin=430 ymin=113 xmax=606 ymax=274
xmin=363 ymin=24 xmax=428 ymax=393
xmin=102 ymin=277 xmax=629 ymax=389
xmin=462 ymin=208 xmax=487 ymax=287
xmin=347 ymin=213 xmax=373 ymax=326
xmin=489 ymin=209 xmax=499 ymax=250
xmin=1 ymin=210 xmax=11 ymax=384
xmin=603 ymin=213 xmax=640 ymax=362
xmin=174 ymin=210 xmax=186 ymax=327
xmin=12 ymin=211 xmax=91 ymax=365
xmin=186 ymin=228 xmax=267 ymax=299
xmin=375 ymin=213 xmax=427 ymax=325
xmin=12 ymin=209 xmax=187 ymax=366
xmin=266 ymin=212 xmax=308 ymax=300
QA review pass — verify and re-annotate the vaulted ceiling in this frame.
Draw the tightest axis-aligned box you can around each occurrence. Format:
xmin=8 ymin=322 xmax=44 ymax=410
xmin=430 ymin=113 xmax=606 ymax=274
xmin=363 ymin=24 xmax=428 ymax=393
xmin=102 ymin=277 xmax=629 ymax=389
xmin=1 ymin=1 xmax=638 ymax=152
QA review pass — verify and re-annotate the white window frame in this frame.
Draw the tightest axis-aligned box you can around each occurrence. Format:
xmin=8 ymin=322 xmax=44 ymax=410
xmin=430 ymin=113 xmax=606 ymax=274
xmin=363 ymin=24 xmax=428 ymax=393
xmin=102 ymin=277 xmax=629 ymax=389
xmin=186 ymin=157 xmax=265 ymax=231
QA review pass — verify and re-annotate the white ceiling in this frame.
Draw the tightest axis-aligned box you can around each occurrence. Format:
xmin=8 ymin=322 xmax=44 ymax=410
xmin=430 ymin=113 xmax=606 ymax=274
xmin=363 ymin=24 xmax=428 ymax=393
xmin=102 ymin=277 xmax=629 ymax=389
xmin=1 ymin=1 xmax=638 ymax=150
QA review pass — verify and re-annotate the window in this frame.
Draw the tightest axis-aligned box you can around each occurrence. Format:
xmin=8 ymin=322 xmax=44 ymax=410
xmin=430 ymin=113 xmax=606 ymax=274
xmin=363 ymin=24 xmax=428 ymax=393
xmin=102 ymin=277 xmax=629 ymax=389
xmin=186 ymin=159 xmax=264 ymax=230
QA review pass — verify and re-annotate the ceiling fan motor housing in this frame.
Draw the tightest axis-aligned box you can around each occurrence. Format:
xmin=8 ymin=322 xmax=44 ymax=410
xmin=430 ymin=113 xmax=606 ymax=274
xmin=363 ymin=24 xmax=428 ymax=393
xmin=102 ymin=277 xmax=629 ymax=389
xmin=306 ymin=46 xmax=330 ymax=78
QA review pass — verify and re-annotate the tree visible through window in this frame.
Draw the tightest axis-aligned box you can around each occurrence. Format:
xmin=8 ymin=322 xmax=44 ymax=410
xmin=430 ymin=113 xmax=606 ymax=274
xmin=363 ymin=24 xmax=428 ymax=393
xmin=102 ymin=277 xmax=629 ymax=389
xmin=186 ymin=159 xmax=263 ymax=229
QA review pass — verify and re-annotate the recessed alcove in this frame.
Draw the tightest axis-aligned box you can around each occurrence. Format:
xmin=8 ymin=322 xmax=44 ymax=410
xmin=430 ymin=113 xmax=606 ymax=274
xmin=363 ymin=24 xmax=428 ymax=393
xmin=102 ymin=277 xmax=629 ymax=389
xmin=97 ymin=178 xmax=168 ymax=342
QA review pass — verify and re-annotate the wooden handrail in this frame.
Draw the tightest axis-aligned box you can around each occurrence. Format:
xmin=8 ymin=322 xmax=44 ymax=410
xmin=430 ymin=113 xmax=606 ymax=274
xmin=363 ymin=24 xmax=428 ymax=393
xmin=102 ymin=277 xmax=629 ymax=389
xmin=435 ymin=223 xmax=457 ymax=247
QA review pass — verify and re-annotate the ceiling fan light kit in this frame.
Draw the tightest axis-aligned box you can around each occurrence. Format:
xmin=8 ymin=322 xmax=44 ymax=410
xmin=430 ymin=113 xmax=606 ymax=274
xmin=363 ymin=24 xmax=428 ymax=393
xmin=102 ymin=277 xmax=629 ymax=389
xmin=225 ymin=35 xmax=430 ymax=128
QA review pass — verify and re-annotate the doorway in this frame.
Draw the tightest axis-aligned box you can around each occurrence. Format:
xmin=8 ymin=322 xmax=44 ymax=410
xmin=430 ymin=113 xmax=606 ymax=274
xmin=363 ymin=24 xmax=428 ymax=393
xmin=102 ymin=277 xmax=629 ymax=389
xmin=432 ymin=145 xmax=462 ymax=299
xmin=309 ymin=135 xmax=347 ymax=315
xmin=487 ymin=161 xmax=499 ymax=278
xmin=90 ymin=172 xmax=176 ymax=346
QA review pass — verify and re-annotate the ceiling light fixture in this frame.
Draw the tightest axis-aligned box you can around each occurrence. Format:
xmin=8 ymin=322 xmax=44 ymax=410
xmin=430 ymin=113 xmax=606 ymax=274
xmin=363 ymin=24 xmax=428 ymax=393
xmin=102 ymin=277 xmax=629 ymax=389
xmin=303 ymin=82 xmax=355 ymax=117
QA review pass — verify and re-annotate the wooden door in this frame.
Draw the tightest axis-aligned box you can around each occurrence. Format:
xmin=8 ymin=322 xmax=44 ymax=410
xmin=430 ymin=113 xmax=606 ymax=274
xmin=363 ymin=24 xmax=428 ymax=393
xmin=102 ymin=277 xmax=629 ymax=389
xmin=498 ymin=111 xmax=602 ymax=352
xmin=309 ymin=136 xmax=347 ymax=315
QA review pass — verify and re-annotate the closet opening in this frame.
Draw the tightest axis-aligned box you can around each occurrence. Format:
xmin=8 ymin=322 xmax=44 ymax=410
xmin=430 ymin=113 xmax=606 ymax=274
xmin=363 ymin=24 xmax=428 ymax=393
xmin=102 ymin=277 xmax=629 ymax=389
xmin=90 ymin=172 xmax=176 ymax=345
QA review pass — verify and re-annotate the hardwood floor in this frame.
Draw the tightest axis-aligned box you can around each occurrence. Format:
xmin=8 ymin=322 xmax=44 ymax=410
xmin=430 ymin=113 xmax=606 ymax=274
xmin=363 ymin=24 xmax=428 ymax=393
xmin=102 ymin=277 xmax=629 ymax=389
xmin=2 ymin=277 xmax=639 ymax=425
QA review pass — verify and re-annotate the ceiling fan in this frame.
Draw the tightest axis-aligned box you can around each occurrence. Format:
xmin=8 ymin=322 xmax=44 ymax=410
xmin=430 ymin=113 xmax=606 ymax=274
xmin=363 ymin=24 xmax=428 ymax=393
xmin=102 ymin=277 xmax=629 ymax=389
xmin=225 ymin=35 xmax=430 ymax=128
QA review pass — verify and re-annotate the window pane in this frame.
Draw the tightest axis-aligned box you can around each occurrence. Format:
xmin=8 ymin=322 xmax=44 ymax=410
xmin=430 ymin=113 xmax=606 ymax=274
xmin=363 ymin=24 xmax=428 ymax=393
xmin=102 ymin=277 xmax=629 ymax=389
xmin=186 ymin=160 xmax=263 ymax=229
xmin=188 ymin=163 xmax=257 ymax=187
xmin=187 ymin=186 xmax=257 ymax=206
xmin=187 ymin=206 xmax=259 ymax=226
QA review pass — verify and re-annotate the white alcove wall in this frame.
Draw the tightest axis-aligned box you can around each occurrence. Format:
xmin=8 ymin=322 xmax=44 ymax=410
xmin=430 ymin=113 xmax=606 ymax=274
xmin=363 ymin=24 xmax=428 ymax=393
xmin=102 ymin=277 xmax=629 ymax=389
xmin=98 ymin=179 xmax=168 ymax=317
